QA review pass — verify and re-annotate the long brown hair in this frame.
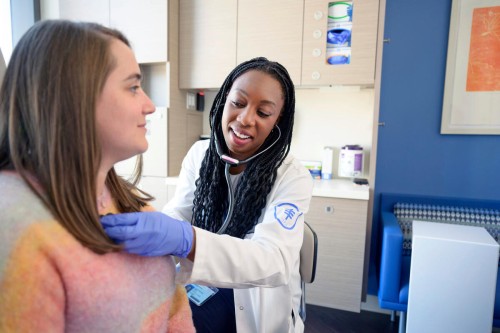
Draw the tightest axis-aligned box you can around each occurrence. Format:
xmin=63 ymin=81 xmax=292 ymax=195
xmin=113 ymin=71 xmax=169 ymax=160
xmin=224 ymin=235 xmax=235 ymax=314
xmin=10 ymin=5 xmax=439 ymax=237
xmin=0 ymin=20 xmax=152 ymax=254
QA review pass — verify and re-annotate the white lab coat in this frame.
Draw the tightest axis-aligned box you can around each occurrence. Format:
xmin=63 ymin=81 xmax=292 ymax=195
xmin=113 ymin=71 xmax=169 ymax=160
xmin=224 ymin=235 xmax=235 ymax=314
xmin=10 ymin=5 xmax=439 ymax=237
xmin=164 ymin=140 xmax=313 ymax=333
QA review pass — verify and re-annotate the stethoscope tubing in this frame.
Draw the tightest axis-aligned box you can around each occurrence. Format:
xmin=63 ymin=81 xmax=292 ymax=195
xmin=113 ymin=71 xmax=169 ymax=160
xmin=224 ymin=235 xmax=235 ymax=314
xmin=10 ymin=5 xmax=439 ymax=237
xmin=215 ymin=126 xmax=281 ymax=235
xmin=217 ymin=163 xmax=234 ymax=235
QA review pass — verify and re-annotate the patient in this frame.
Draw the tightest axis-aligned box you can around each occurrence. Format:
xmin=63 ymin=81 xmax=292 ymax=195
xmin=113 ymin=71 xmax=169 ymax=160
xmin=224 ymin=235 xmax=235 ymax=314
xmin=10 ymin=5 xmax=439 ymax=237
xmin=0 ymin=20 xmax=194 ymax=332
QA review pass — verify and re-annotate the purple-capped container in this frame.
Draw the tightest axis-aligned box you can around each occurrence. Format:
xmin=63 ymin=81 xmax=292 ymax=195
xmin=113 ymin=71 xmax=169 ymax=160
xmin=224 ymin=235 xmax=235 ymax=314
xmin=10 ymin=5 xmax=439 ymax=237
xmin=338 ymin=145 xmax=363 ymax=177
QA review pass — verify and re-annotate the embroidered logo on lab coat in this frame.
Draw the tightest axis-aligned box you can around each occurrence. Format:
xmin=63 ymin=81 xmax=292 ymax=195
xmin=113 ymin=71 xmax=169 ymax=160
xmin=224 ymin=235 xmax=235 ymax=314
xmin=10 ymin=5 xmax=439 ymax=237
xmin=274 ymin=203 xmax=302 ymax=230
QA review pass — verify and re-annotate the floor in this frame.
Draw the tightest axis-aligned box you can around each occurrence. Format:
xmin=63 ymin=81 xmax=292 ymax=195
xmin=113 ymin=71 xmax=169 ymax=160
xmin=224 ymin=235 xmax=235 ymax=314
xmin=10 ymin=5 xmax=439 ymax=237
xmin=304 ymin=304 xmax=500 ymax=333
xmin=304 ymin=304 xmax=399 ymax=333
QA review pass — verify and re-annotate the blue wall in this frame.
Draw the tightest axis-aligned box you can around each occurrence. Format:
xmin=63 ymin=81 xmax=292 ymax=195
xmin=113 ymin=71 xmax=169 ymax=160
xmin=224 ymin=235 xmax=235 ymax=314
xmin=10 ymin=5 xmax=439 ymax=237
xmin=368 ymin=0 xmax=500 ymax=294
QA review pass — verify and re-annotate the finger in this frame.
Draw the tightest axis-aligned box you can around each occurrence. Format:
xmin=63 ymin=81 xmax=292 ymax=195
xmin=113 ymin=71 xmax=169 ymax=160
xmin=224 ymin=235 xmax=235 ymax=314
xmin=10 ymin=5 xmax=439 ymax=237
xmin=100 ymin=213 xmax=141 ymax=227
xmin=123 ymin=236 xmax=147 ymax=251
xmin=103 ymin=225 xmax=137 ymax=240
xmin=124 ymin=236 xmax=169 ymax=256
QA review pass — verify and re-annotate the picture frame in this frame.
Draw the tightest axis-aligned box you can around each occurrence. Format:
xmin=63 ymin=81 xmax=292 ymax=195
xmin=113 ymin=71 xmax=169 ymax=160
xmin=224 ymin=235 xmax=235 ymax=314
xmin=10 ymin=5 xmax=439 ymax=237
xmin=440 ymin=0 xmax=500 ymax=135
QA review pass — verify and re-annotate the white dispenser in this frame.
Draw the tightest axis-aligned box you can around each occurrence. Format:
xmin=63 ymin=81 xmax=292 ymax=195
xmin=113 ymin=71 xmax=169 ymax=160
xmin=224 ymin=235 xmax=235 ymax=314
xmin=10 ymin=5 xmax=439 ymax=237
xmin=338 ymin=145 xmax=363 ymax=177
xmin=321 ymin=146 xmax=334 ymax=180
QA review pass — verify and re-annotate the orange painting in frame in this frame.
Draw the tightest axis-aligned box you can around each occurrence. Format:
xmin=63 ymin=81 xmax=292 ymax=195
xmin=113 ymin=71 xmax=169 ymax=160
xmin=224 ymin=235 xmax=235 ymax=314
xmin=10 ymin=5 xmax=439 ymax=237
xmin=441 ymin=0 xmax=500 ymax=135
xmin=466 ymin=6 xmax=500 ymax=91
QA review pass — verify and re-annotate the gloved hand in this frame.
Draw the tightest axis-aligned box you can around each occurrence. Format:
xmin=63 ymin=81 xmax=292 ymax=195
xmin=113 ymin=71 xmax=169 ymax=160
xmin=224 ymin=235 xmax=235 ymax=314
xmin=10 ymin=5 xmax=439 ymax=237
xmin=100 ymin=212 xmax=194 ymax=258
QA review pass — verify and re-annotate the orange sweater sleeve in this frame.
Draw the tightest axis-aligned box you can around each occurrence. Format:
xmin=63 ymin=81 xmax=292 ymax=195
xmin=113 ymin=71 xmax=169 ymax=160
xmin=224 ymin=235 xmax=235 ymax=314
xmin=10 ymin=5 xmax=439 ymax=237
xmin=167 ymin=285 xmax=195 ymax=333
xmin=0 ymin=223 xmax=65 ymax=332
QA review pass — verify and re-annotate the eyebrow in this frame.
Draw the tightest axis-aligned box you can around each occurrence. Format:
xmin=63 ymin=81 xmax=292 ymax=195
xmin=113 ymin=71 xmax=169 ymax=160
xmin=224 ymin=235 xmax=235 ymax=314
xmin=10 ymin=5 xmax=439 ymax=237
xmin=233 ymin=88 xmax=277 ymax=107
xmin=124 ymin=73 xmax=142 ymax=82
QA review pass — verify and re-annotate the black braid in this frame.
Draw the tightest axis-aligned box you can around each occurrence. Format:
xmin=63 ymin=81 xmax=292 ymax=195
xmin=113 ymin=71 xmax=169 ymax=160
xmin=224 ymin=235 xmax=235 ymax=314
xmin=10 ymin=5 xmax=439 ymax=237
xmin=191 ymin=57 xmax=296 ymax=238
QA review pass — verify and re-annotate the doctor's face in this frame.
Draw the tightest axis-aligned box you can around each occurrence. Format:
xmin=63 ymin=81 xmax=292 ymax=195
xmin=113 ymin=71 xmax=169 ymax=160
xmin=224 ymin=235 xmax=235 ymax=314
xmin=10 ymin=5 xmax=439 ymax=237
xmin=96 ymin=39 xmax=155 ymax=167
xmin=221 ymin=70 xmax=284 ymax=162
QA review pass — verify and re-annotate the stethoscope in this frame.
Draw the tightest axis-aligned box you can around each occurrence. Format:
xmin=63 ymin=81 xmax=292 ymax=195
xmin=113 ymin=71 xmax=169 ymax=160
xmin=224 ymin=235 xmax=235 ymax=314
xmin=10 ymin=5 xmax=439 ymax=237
xmin=213 ymin=125 xmax=281 ymax=234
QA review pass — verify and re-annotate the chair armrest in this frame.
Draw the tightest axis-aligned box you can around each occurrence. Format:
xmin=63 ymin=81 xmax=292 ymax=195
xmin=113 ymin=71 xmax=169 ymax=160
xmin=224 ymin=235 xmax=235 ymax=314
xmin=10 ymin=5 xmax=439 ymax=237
xmin=378 ymin=211 xmax=404 ymax=304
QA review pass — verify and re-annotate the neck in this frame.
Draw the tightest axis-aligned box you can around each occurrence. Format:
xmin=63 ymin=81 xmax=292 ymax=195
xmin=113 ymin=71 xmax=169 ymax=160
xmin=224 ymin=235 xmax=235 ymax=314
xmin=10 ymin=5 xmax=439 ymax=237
xmin=96 ymin=168 xmax=109 ymax=197
xmin=96 ymin=166 xmax=112 ymax=211
xmin=229 ymin=164 xmax=246 ymax=175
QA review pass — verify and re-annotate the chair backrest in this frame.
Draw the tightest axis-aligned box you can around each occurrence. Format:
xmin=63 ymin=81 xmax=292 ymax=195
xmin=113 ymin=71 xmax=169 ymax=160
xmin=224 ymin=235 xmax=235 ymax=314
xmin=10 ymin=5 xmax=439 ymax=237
xmin=300 ymin=221 xmax=318 ymax=284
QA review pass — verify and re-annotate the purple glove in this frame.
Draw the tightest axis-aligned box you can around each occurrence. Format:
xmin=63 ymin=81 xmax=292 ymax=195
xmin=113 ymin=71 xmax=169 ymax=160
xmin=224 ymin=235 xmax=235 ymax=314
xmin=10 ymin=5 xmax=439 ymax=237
xmin=100 ymin=212 xmax=193 ymax=258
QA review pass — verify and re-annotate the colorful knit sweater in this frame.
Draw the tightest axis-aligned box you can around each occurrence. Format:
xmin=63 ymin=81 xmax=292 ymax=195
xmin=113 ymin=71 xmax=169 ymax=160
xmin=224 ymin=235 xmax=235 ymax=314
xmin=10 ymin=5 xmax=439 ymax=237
xmin=0 ymin=172 xmax=195 ymax=332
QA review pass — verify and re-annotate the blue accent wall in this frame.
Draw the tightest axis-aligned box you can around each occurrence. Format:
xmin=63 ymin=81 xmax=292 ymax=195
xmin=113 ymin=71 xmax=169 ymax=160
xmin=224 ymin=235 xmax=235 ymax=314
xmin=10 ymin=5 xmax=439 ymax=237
xmin=368 ymin=0 xmax=500 ymax=294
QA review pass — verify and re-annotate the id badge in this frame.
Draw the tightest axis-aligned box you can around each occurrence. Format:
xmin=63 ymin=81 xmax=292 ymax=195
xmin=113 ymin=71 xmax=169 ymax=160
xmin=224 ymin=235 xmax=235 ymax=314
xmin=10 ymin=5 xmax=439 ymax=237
xmin=185 ymin=284 xmax=219 ymax=306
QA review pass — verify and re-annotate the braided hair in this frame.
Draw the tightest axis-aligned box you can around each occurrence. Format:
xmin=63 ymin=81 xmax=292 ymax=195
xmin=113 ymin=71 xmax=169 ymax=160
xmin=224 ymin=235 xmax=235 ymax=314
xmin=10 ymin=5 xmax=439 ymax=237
xmin=191 ymin=57 xmax=295 ymax=238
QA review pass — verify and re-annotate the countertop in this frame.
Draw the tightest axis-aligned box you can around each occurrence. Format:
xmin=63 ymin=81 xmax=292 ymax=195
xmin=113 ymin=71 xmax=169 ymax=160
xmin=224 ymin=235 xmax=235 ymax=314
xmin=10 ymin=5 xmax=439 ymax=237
xmin=165 ymin=177 xmax=369 ymax=201
xmin=311 ymin=178 xmax=369 ymax=200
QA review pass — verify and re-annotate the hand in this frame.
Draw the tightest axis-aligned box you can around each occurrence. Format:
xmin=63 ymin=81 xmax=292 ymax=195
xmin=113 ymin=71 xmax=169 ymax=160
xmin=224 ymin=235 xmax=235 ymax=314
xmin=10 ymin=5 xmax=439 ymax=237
xmin=100 ymin=212 xmax=194 ymax=258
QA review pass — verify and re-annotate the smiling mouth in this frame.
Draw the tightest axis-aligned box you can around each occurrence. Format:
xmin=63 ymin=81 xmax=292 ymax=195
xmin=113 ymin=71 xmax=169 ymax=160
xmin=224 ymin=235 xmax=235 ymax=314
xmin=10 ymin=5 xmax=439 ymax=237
xmin=232 ymin=128 xmax=251 ymax=140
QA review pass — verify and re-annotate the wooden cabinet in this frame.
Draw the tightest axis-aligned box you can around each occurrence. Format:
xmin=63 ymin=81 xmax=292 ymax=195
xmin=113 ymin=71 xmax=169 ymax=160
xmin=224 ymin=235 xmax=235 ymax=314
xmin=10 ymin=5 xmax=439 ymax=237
xmin=58 ymin=0 xmax=108 ymax=26
xmin=109 ymin=0 xmax=167 ymax=63
xmin=179 ymin=0 xmax=302 ymax=88
xmin=302 ymin=0 xmax=379 ymax=85
xmin=237 ymin=0 xmax=304 ymax=85
xmin=305 ymin=196 xmax=368 ymax=312
xmin=166 ymin=183 xmax=177 ymax=204
xmin=179 ymin=0 xmax=237 ymax=89
xmin=56 ymin=0 xmax=167 ymax=63
xmin=179 ymin=0 xmax=380 ymax=88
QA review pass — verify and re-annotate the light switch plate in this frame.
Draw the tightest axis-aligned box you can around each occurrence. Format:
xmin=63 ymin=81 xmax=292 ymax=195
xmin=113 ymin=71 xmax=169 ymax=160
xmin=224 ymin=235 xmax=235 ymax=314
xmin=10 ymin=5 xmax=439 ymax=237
xmin=186 ymin=92 xmax=196 ymax=110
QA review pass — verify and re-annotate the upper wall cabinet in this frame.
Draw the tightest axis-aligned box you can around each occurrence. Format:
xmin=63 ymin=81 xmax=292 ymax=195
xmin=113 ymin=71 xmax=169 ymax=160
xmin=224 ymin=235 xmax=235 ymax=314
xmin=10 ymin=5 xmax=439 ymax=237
xmin=179 ymin=0 xmax=302 ymax=88
xmin=56 ymin=0 xmax=167 ymax=64
xmin=58 ymin=0 xmax=109 ymax=26
xmin=109 ymin=0 xmax=167 ymax=64
xmin=237 ymin=0 xmax=304 ymax=86
xmin=179 ymin=0 xmax=379 ymax=88
xmin=179 ymin=0 xmax=237 ymax=89
xmin=302 ymin=0 xmax=379 ymax=86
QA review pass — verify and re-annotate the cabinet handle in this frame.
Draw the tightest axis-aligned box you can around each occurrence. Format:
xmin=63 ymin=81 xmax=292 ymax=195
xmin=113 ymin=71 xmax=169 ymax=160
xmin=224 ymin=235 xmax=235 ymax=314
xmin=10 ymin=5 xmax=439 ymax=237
xmin=324 ymin=205 xmax=334 ymax=214
xmin=383 ymin=38 xmax=391 ymax=43
xmin=314 ymin=10 xmax=324 ymax=20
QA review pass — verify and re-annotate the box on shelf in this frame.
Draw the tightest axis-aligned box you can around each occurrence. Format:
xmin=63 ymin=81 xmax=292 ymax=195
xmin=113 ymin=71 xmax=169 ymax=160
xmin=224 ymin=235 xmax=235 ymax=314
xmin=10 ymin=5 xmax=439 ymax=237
xmin=300 ymin=160 xmax=322 ymax=180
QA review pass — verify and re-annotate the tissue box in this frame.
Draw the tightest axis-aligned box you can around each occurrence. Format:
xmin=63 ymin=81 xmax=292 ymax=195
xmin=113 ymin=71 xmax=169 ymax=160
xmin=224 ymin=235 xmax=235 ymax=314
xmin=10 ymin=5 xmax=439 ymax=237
xmin=300 ymin=160 xmax=322 ymax=180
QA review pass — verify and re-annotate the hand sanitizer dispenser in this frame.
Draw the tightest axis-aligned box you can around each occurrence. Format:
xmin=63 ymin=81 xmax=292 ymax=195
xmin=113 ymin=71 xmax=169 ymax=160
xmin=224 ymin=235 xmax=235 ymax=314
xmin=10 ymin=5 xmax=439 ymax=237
xmin=321 ymin=146 xmax=334 ymax=180
xmin=338 ymin=145 xmax=363 ymax=178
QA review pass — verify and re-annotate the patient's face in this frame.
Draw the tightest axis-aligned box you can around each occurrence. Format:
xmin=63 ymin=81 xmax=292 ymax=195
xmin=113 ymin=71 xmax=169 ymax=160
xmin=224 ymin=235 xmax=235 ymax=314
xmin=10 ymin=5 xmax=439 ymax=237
xmin=95 ymin=39 xmax=155 ymax=167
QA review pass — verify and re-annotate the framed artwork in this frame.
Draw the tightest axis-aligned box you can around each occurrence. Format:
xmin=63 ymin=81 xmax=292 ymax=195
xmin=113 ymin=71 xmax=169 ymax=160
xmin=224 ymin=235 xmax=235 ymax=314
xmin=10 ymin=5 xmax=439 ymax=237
xmin=441 ymin=0 xmax=500 ymax=135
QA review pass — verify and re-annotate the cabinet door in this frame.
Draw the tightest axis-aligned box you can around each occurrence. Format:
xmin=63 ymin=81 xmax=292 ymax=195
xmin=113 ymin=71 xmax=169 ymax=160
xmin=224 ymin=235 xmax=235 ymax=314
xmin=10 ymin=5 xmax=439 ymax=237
xmin=143 ymin=107 xmax=167 ymax=177
xmin=179 ymin=0 xmax=237 ymax=89
xmin=138 ymin=176 xmax=169 ymax=211
xmin=109 ymin=0 xmax=167 ymax=63
xmin=302 ymin=0 xmax=379 ymax=85
xmin=166 ymin=184 xmax=176 ymax=204
xmin=305 ymin=196 xmax=368 ymax=312
xmin=237 ymin=0 xmax=304 ymax=85
xmin=58 ymin=0 xmax=109 ymax=25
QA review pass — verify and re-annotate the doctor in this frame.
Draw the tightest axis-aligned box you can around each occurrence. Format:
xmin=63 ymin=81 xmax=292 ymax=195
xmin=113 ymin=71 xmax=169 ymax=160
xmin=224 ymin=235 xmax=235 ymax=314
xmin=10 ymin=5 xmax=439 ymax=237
xmin=102 ymin=57 xmax=313 ymax=333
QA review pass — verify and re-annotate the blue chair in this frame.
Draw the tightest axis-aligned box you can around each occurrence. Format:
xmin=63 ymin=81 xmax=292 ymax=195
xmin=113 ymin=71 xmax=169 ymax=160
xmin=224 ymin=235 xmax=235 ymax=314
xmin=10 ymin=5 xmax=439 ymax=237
xmin=376 ymin=193 xmax=500 ymax=333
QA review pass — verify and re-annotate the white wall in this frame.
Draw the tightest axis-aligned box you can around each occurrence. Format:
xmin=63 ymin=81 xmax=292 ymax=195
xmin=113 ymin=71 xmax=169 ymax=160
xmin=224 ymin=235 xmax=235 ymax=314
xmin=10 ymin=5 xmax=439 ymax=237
xmin=0 ymin=0 xmax=12 ymax=63
xmin=201 ymin=87 xmax=374 ymax=179
xmin=40 ymin=0 xmax=59 ymax=19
